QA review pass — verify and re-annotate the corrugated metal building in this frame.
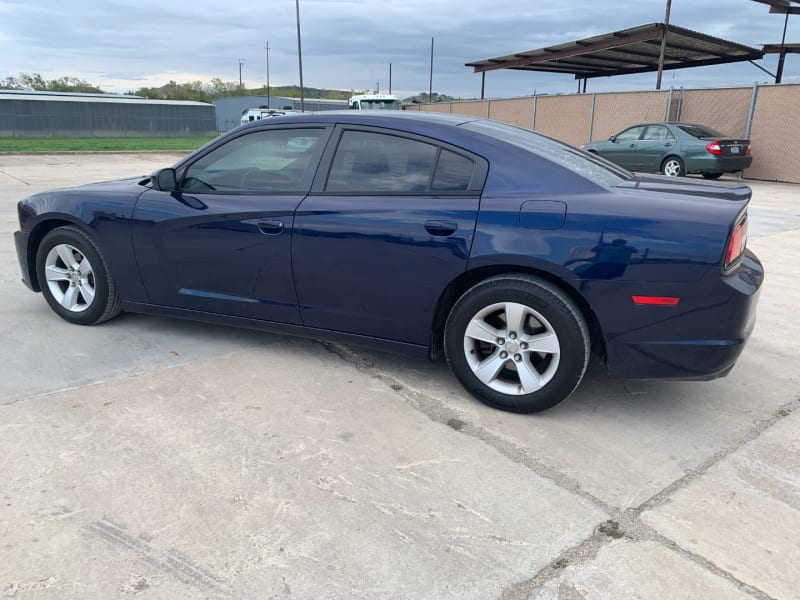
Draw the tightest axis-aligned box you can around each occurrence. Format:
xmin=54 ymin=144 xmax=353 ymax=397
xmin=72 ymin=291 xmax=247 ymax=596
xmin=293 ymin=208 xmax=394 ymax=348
xmin=213 ymin=96 xmax=348 ymax=131
xmin=0 ymin=90 xmax=217 ymax=137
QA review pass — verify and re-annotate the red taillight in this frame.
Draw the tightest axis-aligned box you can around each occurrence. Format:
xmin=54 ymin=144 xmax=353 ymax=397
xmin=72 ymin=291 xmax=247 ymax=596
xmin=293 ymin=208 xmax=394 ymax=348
xmin=631 ymin=296 xmax=680 ymax=306
xmin=706 ymin=141 xmax=722 ymax=156
xmin=724 ymin=212 xmax=748 ymax=270
xmin=746 ymin=142 xmax=751 ymax=155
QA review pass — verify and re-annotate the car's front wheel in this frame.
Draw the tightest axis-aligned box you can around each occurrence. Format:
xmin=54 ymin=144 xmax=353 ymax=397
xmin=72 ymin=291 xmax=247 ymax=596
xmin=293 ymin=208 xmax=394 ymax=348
xmin=661 ymin=156 xmax=685 ymax=177
xmin=444 ymin=275 xmax=590 ymax=413
xmin=35 ymin=225 xmax=123 ymax=325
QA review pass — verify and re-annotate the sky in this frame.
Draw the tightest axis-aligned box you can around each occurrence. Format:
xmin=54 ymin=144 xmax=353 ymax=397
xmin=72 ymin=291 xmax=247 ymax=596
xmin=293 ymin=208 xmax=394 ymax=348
xmin=1 ymin=0 xmax=799 ymax=99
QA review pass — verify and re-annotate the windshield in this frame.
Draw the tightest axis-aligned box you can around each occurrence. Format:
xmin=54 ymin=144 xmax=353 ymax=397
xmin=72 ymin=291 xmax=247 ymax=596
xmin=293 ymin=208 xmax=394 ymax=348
xmin=463 ymin=120 xmax=633 ymax=187
xmin=360 ymin=99 xmax=399 ymax=110
xmin=678 ymin=124 xmax=724 ymax=139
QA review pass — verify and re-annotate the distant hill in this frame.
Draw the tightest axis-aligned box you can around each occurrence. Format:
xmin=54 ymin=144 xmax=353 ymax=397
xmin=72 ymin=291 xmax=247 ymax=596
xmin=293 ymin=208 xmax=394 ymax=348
xmin=248 ymin=85 xmax=363 ymax=101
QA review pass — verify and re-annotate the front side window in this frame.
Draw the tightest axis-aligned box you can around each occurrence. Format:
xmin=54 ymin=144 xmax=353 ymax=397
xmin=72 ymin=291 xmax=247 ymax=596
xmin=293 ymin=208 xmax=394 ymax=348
xmin=642 ymin=126 xmax=674 ymax=141
xmin=182 ymin=128 xmax=324 ymax=193
xmin=326 ymin=131 xmax=437 ymax=193
xmin=615 ymin=126 xmax=645 ymax=141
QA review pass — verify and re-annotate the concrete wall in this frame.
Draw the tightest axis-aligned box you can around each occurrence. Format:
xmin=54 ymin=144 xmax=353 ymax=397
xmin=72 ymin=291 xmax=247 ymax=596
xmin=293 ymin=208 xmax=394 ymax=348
xmin=412 ymin=83 xmax=800 ymax=184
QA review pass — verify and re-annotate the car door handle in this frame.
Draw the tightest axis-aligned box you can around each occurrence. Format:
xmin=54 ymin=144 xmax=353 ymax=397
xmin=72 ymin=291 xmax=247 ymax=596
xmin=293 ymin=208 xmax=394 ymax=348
xmin=664 ymin=143 xmax=673 ymax=147
xmin=424 ymin=220 xmax=458 ymax=236
xmin=257 ymin=220 xmax=284 ymax=235
xmin=629 ymin=143 xmax=636 ymax=148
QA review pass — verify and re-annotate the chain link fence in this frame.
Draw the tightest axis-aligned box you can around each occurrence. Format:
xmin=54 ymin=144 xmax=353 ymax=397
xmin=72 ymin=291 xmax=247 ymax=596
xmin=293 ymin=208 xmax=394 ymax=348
xmin=413 ymin=83 xmax=800 ymax=184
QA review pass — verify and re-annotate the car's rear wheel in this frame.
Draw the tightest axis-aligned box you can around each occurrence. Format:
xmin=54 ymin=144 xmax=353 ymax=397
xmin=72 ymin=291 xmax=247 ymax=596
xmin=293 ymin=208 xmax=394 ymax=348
xmin=702 ymin=172 xmax=723 ymax=180
xmin=661 ymin=156 xmax=685 ymax=177
xmin=35 ymin=226 xmax=122 ymax=325
xmin=444 ymin=275 xmax=590 ymax=413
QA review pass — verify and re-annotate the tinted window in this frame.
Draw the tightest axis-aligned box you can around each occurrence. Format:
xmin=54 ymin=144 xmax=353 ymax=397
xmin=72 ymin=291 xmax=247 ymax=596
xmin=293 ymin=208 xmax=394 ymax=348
xmin=326 ymin=131 xmax=436 ymax=192
xmin=615 ymin=126 xmax=645 ymax=141
xmin=642 ymin=125 xmax=673 ymax=141
xmin=432 ymin=150 xmax=474 ymax=191
xmin=182 ymin=128 xmax=324 ymax=193
xmin=463 ymin=120 xmax=632 ymax=187
xmin=678 ymin=124 xmax=724 ymax=139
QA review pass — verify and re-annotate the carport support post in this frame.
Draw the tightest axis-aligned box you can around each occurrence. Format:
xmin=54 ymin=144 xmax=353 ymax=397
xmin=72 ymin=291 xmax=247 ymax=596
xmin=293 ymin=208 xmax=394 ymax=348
xmin=776 ymin=11 xmax=789 ymax=84
xmin=480 ymin=72 xmax=485 ymax=99
xmin=656 ymin=0 xmax=672 ymax=90
xmin=588 ymin=93 xmax=596 ymax=143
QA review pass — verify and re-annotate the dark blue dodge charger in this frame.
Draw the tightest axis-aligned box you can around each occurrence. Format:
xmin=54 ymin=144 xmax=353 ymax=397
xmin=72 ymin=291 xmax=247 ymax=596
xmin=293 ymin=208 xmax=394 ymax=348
xmin=13 ymin=112 xmax=763 ymax=413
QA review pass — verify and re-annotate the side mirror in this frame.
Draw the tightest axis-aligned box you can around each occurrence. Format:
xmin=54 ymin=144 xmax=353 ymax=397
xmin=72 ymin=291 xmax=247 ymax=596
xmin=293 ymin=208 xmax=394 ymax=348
xmin=609 ymin=135 xmax=617 ymax=143
xmin=152 ymin=168 xmax=177 ymax=191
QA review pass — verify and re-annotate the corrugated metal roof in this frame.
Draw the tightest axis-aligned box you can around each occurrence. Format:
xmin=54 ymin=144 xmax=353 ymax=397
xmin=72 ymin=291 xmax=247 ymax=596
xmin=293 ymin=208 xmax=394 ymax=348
xmin=0 ymin=91 xmax=212 ymax=107
xmin=752 ymin=0 xmax=800 ymax=15
xmin=466 ymin=23 xmax=764 ymax=79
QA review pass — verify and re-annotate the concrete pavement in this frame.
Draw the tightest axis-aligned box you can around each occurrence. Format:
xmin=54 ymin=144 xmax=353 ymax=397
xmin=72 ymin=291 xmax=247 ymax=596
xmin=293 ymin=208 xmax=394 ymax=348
xmin=1 ymin=154 xmax=798 ymax=599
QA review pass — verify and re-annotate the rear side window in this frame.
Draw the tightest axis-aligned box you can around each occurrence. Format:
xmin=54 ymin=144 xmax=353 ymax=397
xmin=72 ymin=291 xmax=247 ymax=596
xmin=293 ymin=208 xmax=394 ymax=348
xmin=326 ymin=131 xmax=437 ymax=192
xmin=463 ymin=120 xmax=632 ymax=186
xmin=678 ymin=125 xmax=723 ymax=139
xmin=432 ymin=150 xmax=475 ymax=191
xmin=324 ymin=130 xmax=479 ymax=194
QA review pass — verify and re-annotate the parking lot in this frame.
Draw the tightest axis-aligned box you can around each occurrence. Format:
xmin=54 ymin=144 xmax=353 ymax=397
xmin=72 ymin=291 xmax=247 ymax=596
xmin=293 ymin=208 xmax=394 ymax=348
xmin=1 ymin=153 xmax=798 ymax=599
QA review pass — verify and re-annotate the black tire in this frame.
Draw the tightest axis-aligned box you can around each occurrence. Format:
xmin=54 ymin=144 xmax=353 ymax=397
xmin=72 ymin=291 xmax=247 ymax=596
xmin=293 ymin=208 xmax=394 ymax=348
xmin=443 ymin=274 xmax=590 ymax=413
xmin=702 ymin=172 xmax=723 ymax=180
xmin=661 ymin=156 xmax=685 ymax=177
xmin=35 ymin=225 xmax=123 ymax=325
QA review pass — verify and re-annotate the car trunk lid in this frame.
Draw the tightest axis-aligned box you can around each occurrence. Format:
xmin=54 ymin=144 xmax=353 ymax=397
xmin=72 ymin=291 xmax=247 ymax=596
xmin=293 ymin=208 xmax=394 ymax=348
xmin=615 ymin=175 xmax=752 ymax=203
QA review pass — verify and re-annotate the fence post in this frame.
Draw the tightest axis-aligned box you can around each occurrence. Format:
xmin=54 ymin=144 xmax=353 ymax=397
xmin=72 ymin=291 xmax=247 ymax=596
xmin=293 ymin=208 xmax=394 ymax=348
xmin=588 ymin=93 xmax=596 ymax=143
xmin=487 ymin=99 xmax=491 ymax=119
xmin=449 ymin=102 xmax=453 ymax=114
xmin=665 ymin=87 xmax=674 ymax=122
xmin=532 ymin=96 xmax=537 ymax=132
xmin=744 ymin=82 xmax=759 ymax=139
xmin=741 ymin=82 xmax=760 ymax=180
xmin=675 ymin=87 xmax=684 ymax=122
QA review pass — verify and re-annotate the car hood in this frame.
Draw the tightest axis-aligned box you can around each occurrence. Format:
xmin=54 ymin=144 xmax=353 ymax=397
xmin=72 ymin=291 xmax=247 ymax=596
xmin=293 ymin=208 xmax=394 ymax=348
xmin=62 ymin=176 xmax=151 ymax=194
xmin=615 ymin=174 xmax=751 ymax=203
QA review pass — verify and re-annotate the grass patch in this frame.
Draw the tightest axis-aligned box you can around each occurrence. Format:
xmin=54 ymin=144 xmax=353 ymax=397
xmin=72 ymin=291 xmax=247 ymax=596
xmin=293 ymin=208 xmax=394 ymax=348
xmin=0 ymin=136 xmax=217 ymax=153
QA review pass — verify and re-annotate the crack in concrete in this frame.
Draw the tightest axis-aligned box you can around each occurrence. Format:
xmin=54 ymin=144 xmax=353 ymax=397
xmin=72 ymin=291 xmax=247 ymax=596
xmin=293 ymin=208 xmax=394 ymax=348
xmin=318 ymin=341 xmax=798 ymax=600
xmin=0 ymin=169 xmax=30 ymax=184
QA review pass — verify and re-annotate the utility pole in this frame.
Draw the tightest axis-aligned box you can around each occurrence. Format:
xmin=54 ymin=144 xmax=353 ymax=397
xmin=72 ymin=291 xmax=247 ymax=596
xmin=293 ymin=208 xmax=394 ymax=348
xmin=295 ymin=0 xmax=305 ymax=112
xmin=429 ymin=37 xmax=434 ymax=102
xmin=656 ymin=0 xmax=672 ymax=90
xmin=238 ymin=58 xmax=246 ymax=90
xmin=389 ymin=62 xmax=392 ymax=94
xmin=265 ymin=41 xmax=271 ymax=107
